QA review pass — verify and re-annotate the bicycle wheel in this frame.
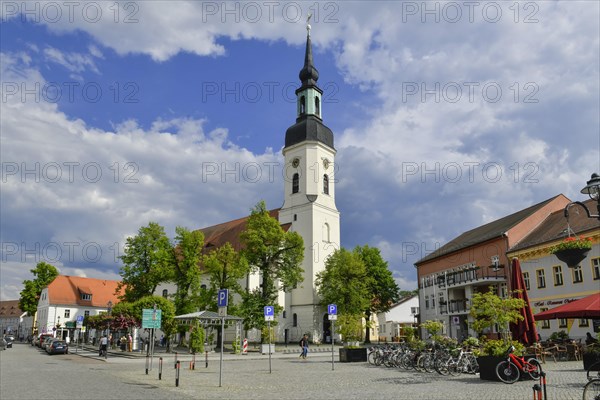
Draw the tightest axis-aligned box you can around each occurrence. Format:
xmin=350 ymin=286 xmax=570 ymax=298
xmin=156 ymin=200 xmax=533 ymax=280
xmin=588 ymin=362 xmax=600 ymax=381
xmin=447 ymin=360 xmax=461 ymax=376
xmin=582 ymin=379 xmax=600 ymax=400
xmin=496 ymin=360 xmax=520 ymax=384
xmin=526 ymin=358 xmax=542 ymax=380
xmin=367 ymin=351 xmax=377 ymax=365
xmin=465 ymin=355 xmax=479 ymax=374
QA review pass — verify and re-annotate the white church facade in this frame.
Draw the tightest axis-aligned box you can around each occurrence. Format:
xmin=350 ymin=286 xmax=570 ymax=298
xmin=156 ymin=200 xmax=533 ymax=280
xmin=191 ymin=25 xmax=340 ymax=344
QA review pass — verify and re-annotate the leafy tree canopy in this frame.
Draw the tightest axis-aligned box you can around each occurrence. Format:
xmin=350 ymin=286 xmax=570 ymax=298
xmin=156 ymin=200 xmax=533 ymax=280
xmin=19 ymin=262 xmax=59 ymax=315
xmin=118 ymin=222 xmax=173 ymax=302
xmin=240 ymin=201 xmax=304 ymax=332
xmin=172 ymin=226 xmax=204 ymax=315
xmin=470 ymin=287 xmax=525 ymax=341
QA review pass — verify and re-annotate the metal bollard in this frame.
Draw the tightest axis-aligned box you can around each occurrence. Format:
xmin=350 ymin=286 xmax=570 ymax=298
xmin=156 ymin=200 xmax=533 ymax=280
xmin=158 ymin=357 xmax=163 ymax=380
xmin=190 ymin=353 xmax=195 ymax=370
xmin=174 ymin=351 xmax=178 ymax=364
xmin=175 ymin=360 xmax=180 ymax=387
xmin=205 ymin=350 xmax=208 ymax=368
xmin=540 ymin=372 xmax=547 ymax=400
xmin=532 ymin=384 xmax=542 ymax=400
xmin=145 ymin=354 xmax=150 ymax=375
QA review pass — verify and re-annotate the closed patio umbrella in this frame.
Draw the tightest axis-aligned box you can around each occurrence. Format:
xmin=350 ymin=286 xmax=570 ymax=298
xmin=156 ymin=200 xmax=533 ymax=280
xmin=509 ymin=257 xmax=539 ymax=345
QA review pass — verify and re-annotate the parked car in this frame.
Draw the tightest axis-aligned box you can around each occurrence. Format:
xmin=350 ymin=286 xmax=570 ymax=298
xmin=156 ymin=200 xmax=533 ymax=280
xmin=44 ymin=338 xmax=60 ymax=352
xmin=47 ymin=340 xmax=68 ymax=355
xmin=1 ymin=337 xmax=7 ymax=350
xmin=37 ymin=334 xmax=54 ymax=348
xmin=4 ymin=335 xmax=14 ymax=348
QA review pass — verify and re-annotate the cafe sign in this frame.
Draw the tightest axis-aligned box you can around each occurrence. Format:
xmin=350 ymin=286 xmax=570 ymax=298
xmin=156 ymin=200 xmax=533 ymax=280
xmin=533 ymin=298 xmax=578 ymax=307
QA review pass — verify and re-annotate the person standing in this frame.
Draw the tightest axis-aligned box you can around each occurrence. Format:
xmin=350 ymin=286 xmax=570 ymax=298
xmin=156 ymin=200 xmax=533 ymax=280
xmin=299 ymin=334 xmax=309 ymax=359
xmin=128 ymin=333 xmax=133 ymax=352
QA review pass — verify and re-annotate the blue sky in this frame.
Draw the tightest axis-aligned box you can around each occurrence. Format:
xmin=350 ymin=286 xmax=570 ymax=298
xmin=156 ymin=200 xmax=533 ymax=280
xmin=1 ymin=1 xmax=599 ymax=300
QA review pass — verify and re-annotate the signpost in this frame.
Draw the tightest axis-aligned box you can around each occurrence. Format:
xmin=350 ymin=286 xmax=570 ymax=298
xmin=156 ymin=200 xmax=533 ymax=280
xmin=218 ymin=289 xmax=228 ymax=387
xmin=328 ymin=304 xmax=337 ymax=370
xmin=264 ymin=306 xmax=274 ymax=373
xmin=142 ymin=307 xmax=162 ymax=371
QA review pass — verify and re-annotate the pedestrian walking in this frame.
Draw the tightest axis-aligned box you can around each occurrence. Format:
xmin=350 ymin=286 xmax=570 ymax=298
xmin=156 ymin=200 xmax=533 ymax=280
xmin=299 ymin=334 xmax=309 ymax=359
xmin=99 ymin=335 xmax=108 ymax=356
xmin=128 ymin=333 xmax=133 ymax=352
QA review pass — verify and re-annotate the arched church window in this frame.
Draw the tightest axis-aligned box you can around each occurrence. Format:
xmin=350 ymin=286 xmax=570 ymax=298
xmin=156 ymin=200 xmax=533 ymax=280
xmin=293 ymin=313 xmax=298 ymax=327
xmin=315 ymin=96 xmax=320 ymax=117
xmin=162 ymin=289 xmax=168 ymax=298
xmin=323 ymin=223 xmax=330 ymax=243
xmin=323 ymin=174 xmax=329 ymax=195
xmin=300 ymin=96 xmax=306 ymax=114
xmin=292 ymin=173 xmax=299 ymax=194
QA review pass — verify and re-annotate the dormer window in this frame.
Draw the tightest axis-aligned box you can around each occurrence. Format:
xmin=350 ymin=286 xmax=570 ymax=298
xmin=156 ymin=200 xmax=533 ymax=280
xmin=80 ymin=293 xmax=92 ymax=301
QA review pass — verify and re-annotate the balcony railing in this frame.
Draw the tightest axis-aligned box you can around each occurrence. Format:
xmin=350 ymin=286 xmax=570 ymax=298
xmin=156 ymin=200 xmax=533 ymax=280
xmin=420 ymin=266 xmax=507 ymax=289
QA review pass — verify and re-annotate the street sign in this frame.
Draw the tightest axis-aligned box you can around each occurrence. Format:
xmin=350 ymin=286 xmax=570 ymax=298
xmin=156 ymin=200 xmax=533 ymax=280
xmin=217 ymin=289 xmax=229 ymax=307
xmin=264 ymin=305 xmax=274 ymax=321
xmin=218 ymin=307 xmax=227 ymax=317
xmin=328 ymin=304 xmax=337 ymax=315
xmin=76 ymin=315 xmax=84 ymax=328
xmin=328 ymin=314 xmax=337 ymax=320
xmin=142 ymin=308 xmax=162 ymax=329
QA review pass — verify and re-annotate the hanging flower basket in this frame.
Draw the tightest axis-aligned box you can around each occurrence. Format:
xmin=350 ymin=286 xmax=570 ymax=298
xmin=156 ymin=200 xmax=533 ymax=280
xmin=551 ymin=236 xmax=592 ymax=268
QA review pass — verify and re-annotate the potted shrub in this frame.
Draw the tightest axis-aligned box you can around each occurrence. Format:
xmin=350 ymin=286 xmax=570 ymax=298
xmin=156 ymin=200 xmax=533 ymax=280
xmin=470 ymin=287 xmax=527 ymax=381
xmin=550 ymin=236 xmax=592 ymax=268
xmin=338 ymin=314 xmax=367 ymax=362
xmin=583 ymin=336 xmax=600 ymax=371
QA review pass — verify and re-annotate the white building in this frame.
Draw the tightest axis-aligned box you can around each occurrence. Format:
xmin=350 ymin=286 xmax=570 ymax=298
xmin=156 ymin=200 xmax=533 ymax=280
xmin=36 ymin=275 xmax=122 ymax=341
xmin=0 ymin=300 xmax=33 ymax=340
xmin=377 ymin=296 xmax=419 ymax=342
xmin=508 ymin=199 xmax=600 ymax=341
xmin=191 ymin=26 xmax=340 ymax=344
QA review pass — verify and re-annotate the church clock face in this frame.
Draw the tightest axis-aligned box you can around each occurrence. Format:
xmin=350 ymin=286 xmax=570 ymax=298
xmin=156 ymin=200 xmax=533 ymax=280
xmin=323 ymin=158 xmax=330 ymax=170
xmin=292 ymin=158 xmax=300 ymax=168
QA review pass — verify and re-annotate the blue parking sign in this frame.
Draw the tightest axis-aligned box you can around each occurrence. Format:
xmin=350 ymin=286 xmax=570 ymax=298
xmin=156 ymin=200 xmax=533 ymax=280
xmin=264 ymin=306 xmax=274 ymax=316
xmin=328 ymin=304 xmax=337 ymax=315
xmin=217 ymin=289 xmax=229 ymax=307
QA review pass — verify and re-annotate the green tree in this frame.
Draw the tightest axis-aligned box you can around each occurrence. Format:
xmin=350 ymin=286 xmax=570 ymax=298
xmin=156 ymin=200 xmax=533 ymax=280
xmin=19 ymin=262 xmax=59 ymax=317
xmin=355 ymin=245 xmax=400 ymax=343
xmin=188 ymin=324 xmax=205 ymax=354
xmin=239 ymin=201 xmax=304 ymax=335
xmin=172 ymin=227 xmax=204 ymax=315
xmin=118 ymin=222 xmax=173 ymax=302
xmin=203 ymin=242 xmax=249 ymax=313
xmin=316 ymin=248 xmax=370 ymax=342
xmin=470 ymin=287 xmax=525 ymax=342
xmin=132 ymin=295 xmax=177 ymax=352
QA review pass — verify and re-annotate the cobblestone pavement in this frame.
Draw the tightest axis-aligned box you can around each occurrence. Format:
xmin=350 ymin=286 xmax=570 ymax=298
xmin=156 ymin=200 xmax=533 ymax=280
xmin=73 ymin=347 xmax=587 ymax=400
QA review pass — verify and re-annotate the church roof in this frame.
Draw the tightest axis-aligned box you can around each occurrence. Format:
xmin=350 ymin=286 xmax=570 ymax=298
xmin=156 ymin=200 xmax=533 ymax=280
xmin=285 ymin=115 xmax=334 ymax=149
xmin=197 ymin=209 xmax=291 ymax=252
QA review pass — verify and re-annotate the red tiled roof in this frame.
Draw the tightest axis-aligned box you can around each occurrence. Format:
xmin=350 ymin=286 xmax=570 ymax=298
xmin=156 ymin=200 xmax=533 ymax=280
xmin=0 ymin=300 xmax=23 ymax=317
xmin=46 ymin=276 xmax=123 ymax=307
xmin=197 ymin=209 xmax=289 ymax=252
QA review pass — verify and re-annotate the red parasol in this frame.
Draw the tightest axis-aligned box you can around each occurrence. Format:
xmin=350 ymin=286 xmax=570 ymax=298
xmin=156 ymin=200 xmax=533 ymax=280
xmin=509 ymin=257 xmax=539 ymax=345
xmin=534 ymin=293 xmax=600 ymax=320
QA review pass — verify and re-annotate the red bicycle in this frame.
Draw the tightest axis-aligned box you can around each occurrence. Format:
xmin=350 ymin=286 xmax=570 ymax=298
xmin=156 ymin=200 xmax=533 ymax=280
xmin=495 ymin=345 xmax=542 ymax=384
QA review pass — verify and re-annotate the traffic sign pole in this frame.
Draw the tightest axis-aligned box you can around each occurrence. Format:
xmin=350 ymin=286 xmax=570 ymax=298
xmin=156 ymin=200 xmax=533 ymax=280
xmin=331 ymin=320 xmax=335 ymax=370
xmin=219 ymin=316 xmax=224 ymax=387
xmin=268 ymin=320 xmax=272 ymax=374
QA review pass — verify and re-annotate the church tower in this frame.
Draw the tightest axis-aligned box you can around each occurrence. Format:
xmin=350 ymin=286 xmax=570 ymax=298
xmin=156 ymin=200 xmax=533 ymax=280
xmin=278 ymin=21 xmax=340 ymax=342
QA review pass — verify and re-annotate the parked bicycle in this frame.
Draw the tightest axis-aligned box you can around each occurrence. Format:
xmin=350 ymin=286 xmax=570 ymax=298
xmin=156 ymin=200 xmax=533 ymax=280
xmin=495 ymin=345 xmax=542 ymax=384
xmin=583 ymin=361 xmax=600 ymax=400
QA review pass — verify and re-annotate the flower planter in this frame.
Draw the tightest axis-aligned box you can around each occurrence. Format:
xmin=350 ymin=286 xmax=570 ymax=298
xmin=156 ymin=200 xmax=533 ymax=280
xmin=554 ymin=248 xmax=590 ymax=268
xmin=583 ymin=352 xmax=600 ymax=370
xmin=339 ymin=347 xmax=367 ymax=362
xmin=261 ymin=344 xmax=275 ymax=354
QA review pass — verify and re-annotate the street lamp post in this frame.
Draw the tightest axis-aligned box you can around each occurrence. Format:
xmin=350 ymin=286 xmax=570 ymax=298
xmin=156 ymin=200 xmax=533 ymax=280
xmin=107 ymin=301 xmax=113 ymax=350
xmin=565 ymin=173 xmax=600 ymax=220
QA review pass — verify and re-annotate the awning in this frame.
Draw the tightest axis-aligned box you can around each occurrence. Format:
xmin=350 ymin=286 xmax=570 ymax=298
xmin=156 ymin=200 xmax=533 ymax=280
xmin=534 ymin=293 xmax=600 ymax=320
